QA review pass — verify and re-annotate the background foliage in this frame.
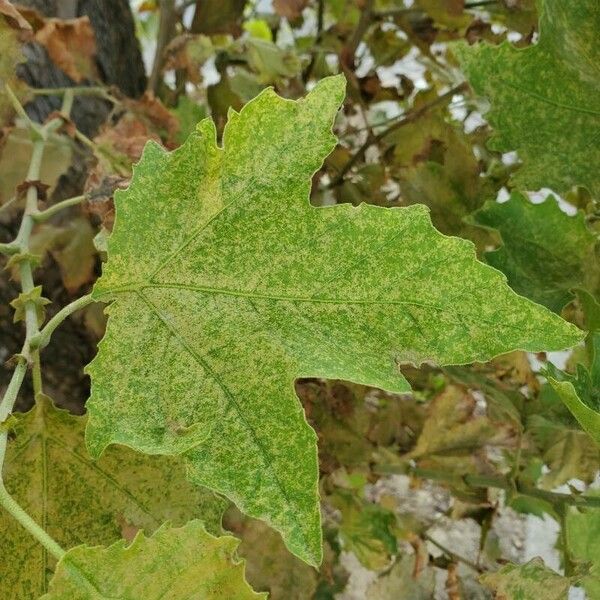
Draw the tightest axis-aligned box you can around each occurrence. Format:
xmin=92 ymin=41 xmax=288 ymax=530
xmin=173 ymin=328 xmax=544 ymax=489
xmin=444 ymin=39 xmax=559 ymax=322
xmin=1 ymin=0 xmax=599 ymax=598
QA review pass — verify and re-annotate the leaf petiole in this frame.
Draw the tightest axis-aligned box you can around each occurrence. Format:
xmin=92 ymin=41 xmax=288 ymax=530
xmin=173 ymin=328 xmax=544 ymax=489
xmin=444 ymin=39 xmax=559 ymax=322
xmin=31 ymin=294 xmax=96 ymax=350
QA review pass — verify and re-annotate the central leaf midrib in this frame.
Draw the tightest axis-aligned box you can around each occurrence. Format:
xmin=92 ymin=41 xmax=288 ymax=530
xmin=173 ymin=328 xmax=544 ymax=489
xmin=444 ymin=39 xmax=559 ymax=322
xmin=103 ymin=281 xmax=529 ymax=335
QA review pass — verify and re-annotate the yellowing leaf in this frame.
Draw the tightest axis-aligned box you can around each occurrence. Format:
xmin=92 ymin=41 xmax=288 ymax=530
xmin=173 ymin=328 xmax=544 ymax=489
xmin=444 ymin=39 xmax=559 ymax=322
xmin=0 ymin=125 xmax=72 ymax=205
xmin=0 ymin=16 xmax=29 ymax=124
xmin=480 ymin=558 xmax=570 ymax=600
xmin=567 ymin=504 xmax=600 ymax=598
xmin=42 ymin=520 xmax=264 ymax=600
xmin=409 ymin=385 xmax=508 ymax=474
xmin=456 ymin=0 xmax=600 ymax=196
xmin=366 ymin=552 xmax=435 ymax=600
xmin=229 ymin=514 xmax=318 ymax=600
xmin=86 ymin=75 xmax=581 ymax=566
xmin=0 ymin=397 xmax=226 ymax=598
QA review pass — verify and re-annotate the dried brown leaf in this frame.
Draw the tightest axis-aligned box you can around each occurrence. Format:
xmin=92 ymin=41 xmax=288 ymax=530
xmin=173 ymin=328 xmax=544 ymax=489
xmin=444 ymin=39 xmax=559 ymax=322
xmin=0 ymin=0 xmax=31 ymax=31
xmin=273 ymin=0 xmax=308 ymax=20
xmin=35 ymin=16 xmax=97 ymax=82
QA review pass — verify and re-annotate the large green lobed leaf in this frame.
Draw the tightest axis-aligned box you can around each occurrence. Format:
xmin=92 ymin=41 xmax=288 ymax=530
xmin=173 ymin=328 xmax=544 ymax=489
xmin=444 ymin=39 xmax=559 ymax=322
xmin=455 ymin=0 xmax=600 ymax=197
xmin=87 ymin=75 xmax=581 ymax=565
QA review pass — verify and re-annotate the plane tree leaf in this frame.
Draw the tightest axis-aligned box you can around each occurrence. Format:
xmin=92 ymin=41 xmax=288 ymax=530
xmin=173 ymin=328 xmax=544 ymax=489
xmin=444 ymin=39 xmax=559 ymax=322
xmin=86 ymin=75 xmax=581 ymax=565
xmin=0 ymin=396 xmax=226 ymax=598
xmin=455 ymin=0 xmax=600 ymax=197
xmin=42 ymin=520 xmax=264 ymax=600
xmin=471 ymin=192 xmax=600 ymax=313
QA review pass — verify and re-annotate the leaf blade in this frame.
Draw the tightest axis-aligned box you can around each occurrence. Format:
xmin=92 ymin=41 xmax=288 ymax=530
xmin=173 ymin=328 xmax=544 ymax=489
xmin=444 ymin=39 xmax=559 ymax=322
xmin=87 ymin=74 xmax=582 ymax=565
xmin=455 ymin=0 xmax=600 ymax=196
xmin=42 ymin=520 xmax=265 ymax=600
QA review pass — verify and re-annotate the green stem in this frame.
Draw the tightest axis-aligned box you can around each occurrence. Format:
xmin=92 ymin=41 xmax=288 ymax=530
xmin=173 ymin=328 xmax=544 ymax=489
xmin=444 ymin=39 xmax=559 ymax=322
xmin=0 ymin=356 xmax=30 ymax=522
xmin=32 ymin=351 xmax=43 ymax=397
xmin=0 ymin=358 xmax=27 ymax=425
xmin=0 ymin=87 xmax=76 ymax=561
xmin=32 ymin=195 xmax=87 ymax=223
xmin=32 ymin=86 xmax=111 ymax=98
xmin=30 ymin=294 xmax=95 ymax=350
xmin=0 ymin=242 xmax=19 ymax=255
xmin=557 ymin=504 xmax=574 ymax=577
xmin=0 ymin=482 xmax=65 ymax=561
xmin=5 ymin=83 xmax=35 ymax=129
xmin=465 ymin=0 xmax=499 ymax=8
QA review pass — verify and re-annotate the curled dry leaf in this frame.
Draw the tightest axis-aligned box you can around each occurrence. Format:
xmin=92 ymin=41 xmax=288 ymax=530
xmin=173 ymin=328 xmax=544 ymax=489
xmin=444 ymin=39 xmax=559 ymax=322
xmin=122 ymin=92 xmax=179 ymax=145
xmin=35 ymin=16 xmax=97 ymax=82
xmin=84 ymin=171 xmax=129 ymax=232
xmin=273 ymin=0 xmax=309 ymax=20
xmin=0 ymin=0 xmax=31 ymax=31
xmin=95 ymin=114 xmax=161 ymax=165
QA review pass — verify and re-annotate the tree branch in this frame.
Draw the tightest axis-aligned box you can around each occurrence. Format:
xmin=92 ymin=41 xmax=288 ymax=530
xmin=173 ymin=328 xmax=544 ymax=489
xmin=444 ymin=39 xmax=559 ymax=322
xmin=327 ymin=82 xmax=468 ymax=188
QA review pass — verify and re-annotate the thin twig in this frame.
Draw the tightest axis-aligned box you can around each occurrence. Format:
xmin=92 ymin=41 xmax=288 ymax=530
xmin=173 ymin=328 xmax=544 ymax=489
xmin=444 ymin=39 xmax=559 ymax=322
xmin=148 ymin=0 xmax=177 ymax=94
xmin=327 ymin=82 xmax=468 ymax=188
xmin=5 ymin=84 xmax=36 ymax=130
xmin=424 ymin=533 xmax=484 ymax=573
xmin=0 ymin=85 xmax=74 ymax=559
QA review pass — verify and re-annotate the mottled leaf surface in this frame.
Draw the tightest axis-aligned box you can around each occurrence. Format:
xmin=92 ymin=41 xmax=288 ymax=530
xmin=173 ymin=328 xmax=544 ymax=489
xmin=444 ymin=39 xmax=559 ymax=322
xmin=87 ymin=75 xmax=581 ymax=565
xmin=42 ymin=520 xmax=264 ymax=600
xmin=480 ymin=558 xmax=569 ymax=600
xmin=456 ymin=0 xmax=600 ymax=196
xmin=0 ymin=397 xmax=226 ymax=598
xmin=472 ymin=193 xmax=600 ymax=312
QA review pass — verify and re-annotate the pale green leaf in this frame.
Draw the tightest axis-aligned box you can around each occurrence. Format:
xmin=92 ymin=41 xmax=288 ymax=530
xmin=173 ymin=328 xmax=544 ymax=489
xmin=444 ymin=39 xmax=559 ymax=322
xmin=86 ymin=75 xmax=581 ymax=565
xmin=548 ymin=333 xmax=600 ymax=444
xmin=480 ymin=558 xmax=570 ymax=600
xmin=548 ymin=378 xmax=600 ymax=446
xmin=455 ymin=0 xmax=600 ymax=196
xmin=42 ymin=520 xmax=265 ymax=600
xmin=0 ymin=397 xmax=226 ymax=598
xmin=472 ymin=192 xmax=600 ymax=313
